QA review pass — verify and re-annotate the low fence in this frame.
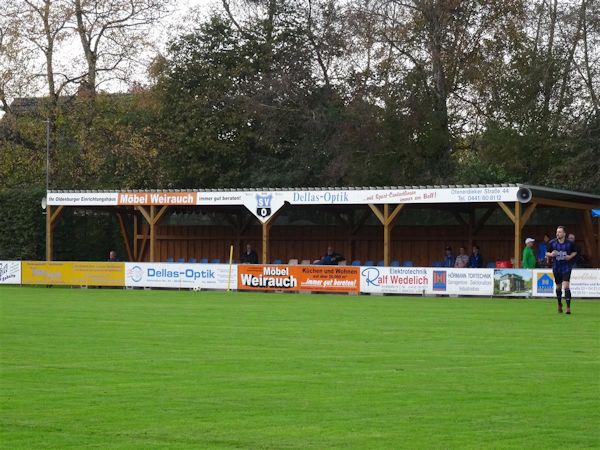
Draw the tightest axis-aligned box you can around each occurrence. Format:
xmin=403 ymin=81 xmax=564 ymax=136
xmin=1 ymin=261 xmax=600 ymax=298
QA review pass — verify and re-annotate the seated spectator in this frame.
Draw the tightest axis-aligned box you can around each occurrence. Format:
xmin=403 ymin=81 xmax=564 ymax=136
xmin=319 ymin=246 xmax=345 ymax=265
xmin=454 ymin=247 xmax=469 ymax=268
xmin=443 ymin=246 xmax=455 ymax=267
xmin=108 ymin=250 xmax=119 ymax=262
xmin=240 ymin=243 xmax=258 ymax=264
xmin=469 ymin=245 xmax=483 ymax=268
xmin=537 ymin=233 xmax=550 ymax=267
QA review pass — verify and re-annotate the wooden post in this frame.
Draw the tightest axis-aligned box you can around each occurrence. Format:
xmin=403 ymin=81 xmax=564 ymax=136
xmin=46 ymin=205 xmax=53 ymax=261
xmin=133 ymin=214 xmax=138 ymax=261
xmin=137 ymin=205 xmax=169 ymax=263
xmin=116 ymin=212 xmax=134 ymax=262
xmin=45 ymin=205 xmax=64 ymax=261
xmin=513 ymin=202 xmax=522 ymax=268
xmin=582 ymin=210 xmax=598 ymax=267
xmin=382 ymin=205 xmax=389 ymax=266
xmin=597 ymin=217 xmax=600 ymax=266
xmin=499 ymin=201 xmax=535 ymax=268
xmin=150 ymin=205 xmax=156 ymax=262
xmin=138 ymin=224 xmax=148 ymax=262
xmin=369 ymin=203 xmax=404 ymax=266
xmin=259 ymin=207 xmax=285 ymax=264
xmin=262 ymin=219 xmax=271 ymax=264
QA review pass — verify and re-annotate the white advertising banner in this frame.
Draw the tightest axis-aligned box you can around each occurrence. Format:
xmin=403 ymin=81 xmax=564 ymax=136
xmin=47 ymin=192 xmax=118 ymax=206
xmin=292 ymin=186 xmax=519 ymax=205
xmin=125 ymin=263 xmax=237 ymax=290
xmin=533 ymin=269 xmax=600 ymax=298
xmin=426 ymin=268 xmax=494 ymax=296
xmin=360 ymin=266 xmax=430 ymax=294
xmin=47 ymin=186 xmax=521 ymax=209
xmin=0 ymin=261 xmax=21 ymax=284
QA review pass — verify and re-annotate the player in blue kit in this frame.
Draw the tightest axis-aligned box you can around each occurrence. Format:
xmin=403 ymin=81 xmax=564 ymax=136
xmin=545 ymin=226 xmax=578 ymax=314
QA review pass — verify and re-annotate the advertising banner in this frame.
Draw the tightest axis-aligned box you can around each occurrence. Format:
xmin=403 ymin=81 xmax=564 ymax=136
xmin=533 ymin=269 xmax=600 ymax=298
xmin=570 ymin=270 xmax=600 ymax=297
xmin=47 ymin=192 xmax=118 ymax=206
xmin=237 ymin=265 xmax=360 ymax=293
xmin=360 ymin=266 xmax=429 ymax=294
xmin=125 ymin=263 xmax=237 ymax=290
xmin=117 ymin=192 xmax=196 ymax=206
xmin=21 ymin=262 xmax=124 ymax=286
xmin=532 ymin=269 xmax=555 ymax=297
xmin=493 ymin=269 xmax=533 ymax=296
xmin=0 ymin=261 xmax=21 ymax=284
xmin=47 ymin=186 xmax=521 ymax=208
xmin=426 ymin=268 xmax=494 ymax=296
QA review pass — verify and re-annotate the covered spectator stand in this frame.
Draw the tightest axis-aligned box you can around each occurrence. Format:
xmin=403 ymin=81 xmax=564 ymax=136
xmin=45 ymin=185 xmax=600 ymax=267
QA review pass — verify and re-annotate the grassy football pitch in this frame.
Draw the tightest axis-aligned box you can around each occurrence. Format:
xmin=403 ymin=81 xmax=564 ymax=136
xmin=1 ymin=287 xmax=599 ymax=449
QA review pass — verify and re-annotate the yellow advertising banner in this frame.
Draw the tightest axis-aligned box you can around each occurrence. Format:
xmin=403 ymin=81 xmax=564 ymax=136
xmin=22 ymin=262 xmax=125 ymax=286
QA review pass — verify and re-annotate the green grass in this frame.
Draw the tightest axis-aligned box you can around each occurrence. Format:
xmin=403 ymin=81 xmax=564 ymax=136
xmin=1 ymin=287 xmax=599 ymax=449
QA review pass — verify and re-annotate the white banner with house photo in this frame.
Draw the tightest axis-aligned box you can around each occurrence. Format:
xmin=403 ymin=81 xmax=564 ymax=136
xmin=493 ymin=269 xmax=533 ymax=296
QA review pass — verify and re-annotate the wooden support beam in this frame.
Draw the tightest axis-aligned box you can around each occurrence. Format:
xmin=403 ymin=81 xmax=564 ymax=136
xmin=262 ymin=220 xmax=272 ymax=264
xmin=369 ymin=204 xmax=405 ymax=266
xmin=472 ymin=207 xmax=496 ymax=236
xmin=50 ymin=205 xmax=64 ymax=225
xmin=582 ymin=210 xmax=598 ymax=266
xmin=137 ymin=205 xmax=151 ymax=224
xmin=520 ymin=203 xmax=537 ymax=229
xmin=116 ymin=212 xmax=134 ymax=262
xmin=513 ymin=202 xmax=522 ymax=268
xmin=497 ymin=202 xmax=515 ymax=223
xmin=45 ymin=205 xmax=64 ymax=261
xmin=532 ymin=198 xmax=597 ymax=210
xmin=150 ymin=205 xmax=156 ymax=262
xmin=386 ymin=204 xmax=404 ymax=226
xmin=136 ymin=205 xmax=169 ymax=262
xmin=260 ymin=207 xmax=284 ymax=264
xmin=46 ymin=206 xmax=53 ymax=261
xmin=452 ymin=212 xmax=467 ymax=226
xmin=384 ymin=204 xmax=405 ymax=266
xmin=368 ymin=204 xmax=385 ymax=224
xmin=383 ymin=205 xmax=390 ymax=266
xmin=137 ymin=224 xmax=148 ymax=262
xmin=154 ymin=205 xmax=170 ymax=225
xmin=133 ymin=215 xmax=138 ymax=261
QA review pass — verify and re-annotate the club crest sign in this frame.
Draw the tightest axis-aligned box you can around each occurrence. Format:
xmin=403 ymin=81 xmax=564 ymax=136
xmin=241 ymin=192 xmax=286 ymax=223
xmin=256 ymin=194 xmax=272 ymax=218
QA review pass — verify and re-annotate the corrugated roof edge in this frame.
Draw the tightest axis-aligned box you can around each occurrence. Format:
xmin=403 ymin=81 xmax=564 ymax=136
xmin=49 ymin=183 xmax=522 ymax=193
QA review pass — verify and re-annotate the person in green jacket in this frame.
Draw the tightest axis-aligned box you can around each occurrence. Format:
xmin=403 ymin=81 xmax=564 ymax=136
xmin=522 ymin=238 xmax=536 ymax=268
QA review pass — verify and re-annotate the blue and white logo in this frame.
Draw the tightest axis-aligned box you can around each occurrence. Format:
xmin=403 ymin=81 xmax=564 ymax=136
xmin=361 ymin=267 xmax=380 ymax=286
xmin=127 ymin=265 xmax=144 ymax=283
xmin=537 ymin=273 xmax=554 ymax=293
xmin=256 ymin=194 xmax=272 ymax=218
